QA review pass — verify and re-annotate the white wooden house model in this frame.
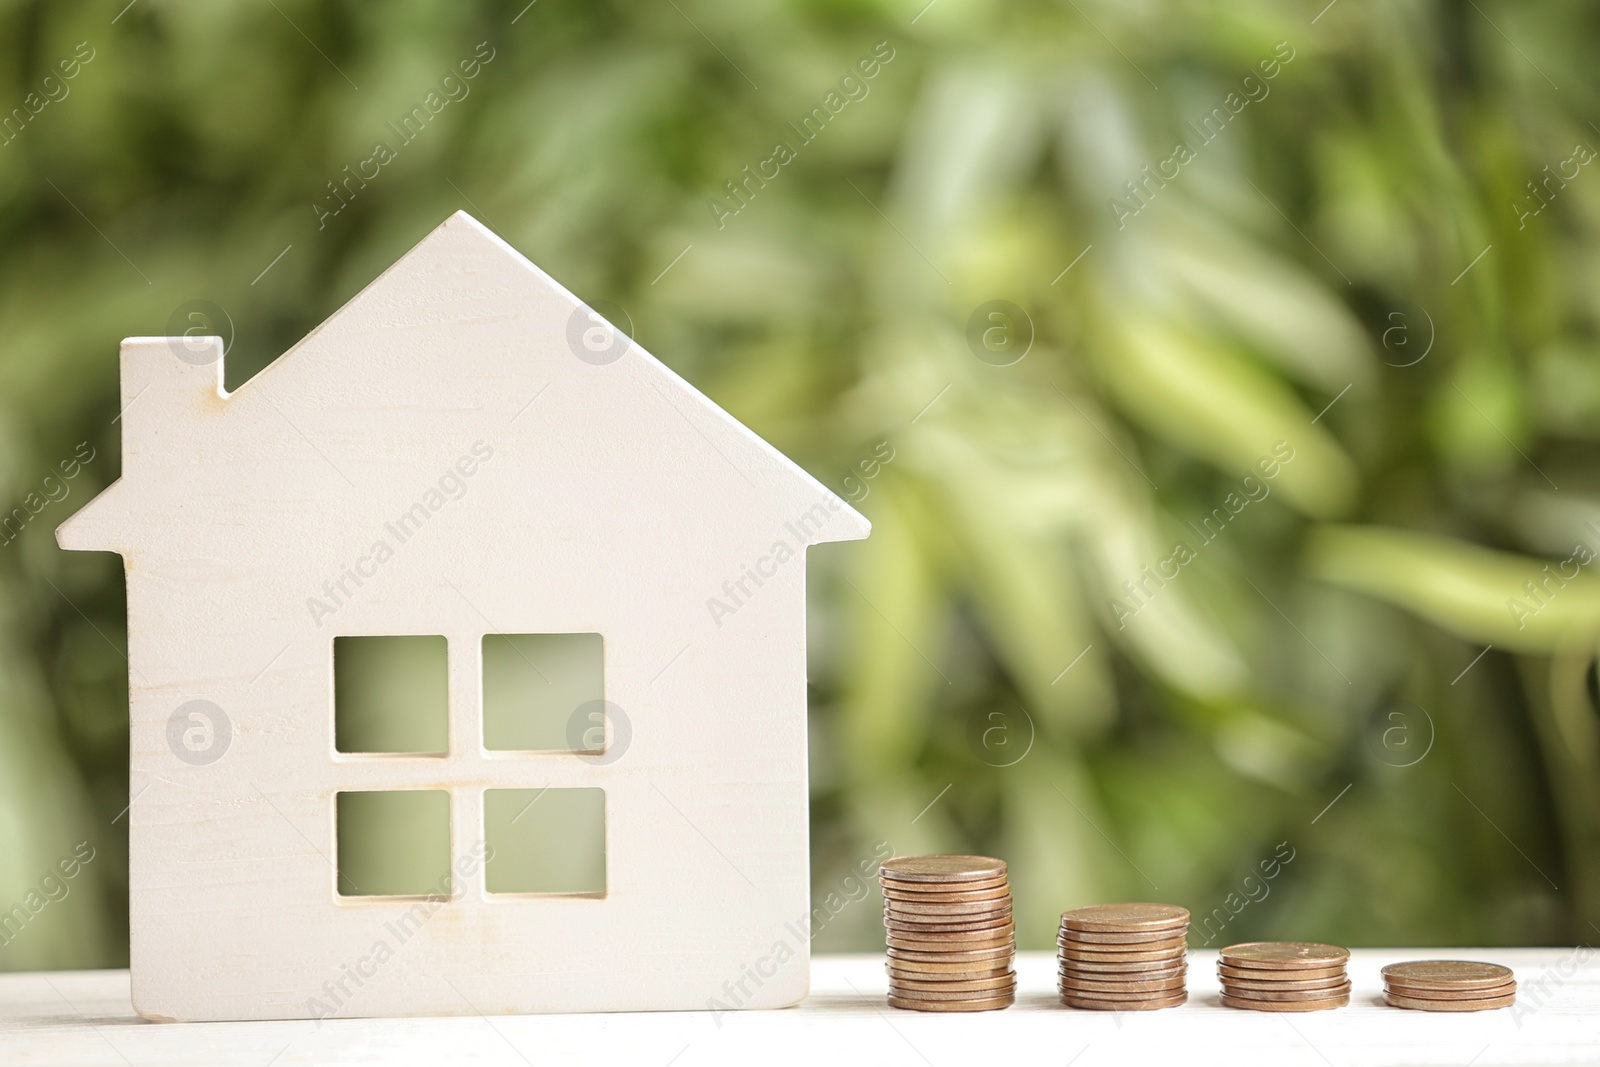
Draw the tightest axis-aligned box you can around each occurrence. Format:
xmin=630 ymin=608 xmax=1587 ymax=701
xmin=55 ymin=212 xmax=869 ymax=1022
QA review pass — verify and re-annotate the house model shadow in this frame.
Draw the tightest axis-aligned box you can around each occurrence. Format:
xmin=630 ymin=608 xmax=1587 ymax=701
xmin=56 ymin=211 xmax=870 ymax=1022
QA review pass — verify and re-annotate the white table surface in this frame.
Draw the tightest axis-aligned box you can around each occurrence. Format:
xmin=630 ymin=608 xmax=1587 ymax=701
xmin=2 ymin=949 xmax=1596 ymax=1066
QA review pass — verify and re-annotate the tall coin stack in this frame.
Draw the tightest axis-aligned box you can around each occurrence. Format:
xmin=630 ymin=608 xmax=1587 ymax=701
xmin=880 ymin=855 xmax=1016 ymax=1012
xmin=1057 ymin=904 xmax=1190 ymax=1010
xmin=1381 ymin=960 xmax=1517 ymax=1011
xmin=1218 ymin=942 xmax=1351 ymax=1011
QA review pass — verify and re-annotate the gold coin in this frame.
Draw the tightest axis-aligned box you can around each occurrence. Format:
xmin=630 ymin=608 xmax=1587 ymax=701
xmin=887 ymin=926 xmax=1014 ymax=941
xmin=883 ymin=921 xmax=1004 ymax=934
xmin=1220 ymin=981 xmax=1351 ymax=1003
xmin=883 ymin=889 xmax=1004 ymax=908
xmin=886 ymin=899 xmax=1013 ymax=917
xmin=883 ymin=966 xmax=1004 ymax=979
xmin=889 ymin=943 xmax=1013 ymax=957
xmin=889 ymin=902 xmax=1011 ymax=921
xmin=890 ymin=980 xmax=1018 ymax=1002
xmin=1057 ymin=926 xmax=1190 ymax=945
xmin=1220 ymin=993 xmax=1349 ymax=1012
xmin=884 ymin=884 xmax=1012 ymax=904
xmin=888 ymin=942 xmax=1014 ymax=957
xmin=888 ymin=891 xmax=1011 ymax=908
xmin=1385 ymin=981 xmax=1515 ymax=1002
xmin=891 ymin=918 xmax=1015 ymax=933
xmin=891 ymin=908 xmax=1014 ymax=923
xmin=1060 ymin=956 xmax=1188 ymax=975
xmin=888 ymin=934 xmax=1013 ymax=952
xmin=889 ymin=974 xmax=1020 ymax=993
xmin=888 ymin=912 xmax=1013 ymax=928
xmin=889 ymin=925 xmax=1012 ymax=939
xmin=1060 ymin=974 xmax=1187 ymax=994
xmin=1059 ymin=943 xmax=1187 ymax=963
xmin=889 ymin=970 xmax=1012 ymax=987
xmin=892 ymin=989 xmax=1019 ymax=1006
xmin=890 ymin=913 xmax=1016 ymax=928
xmin=896 ymin=979 xmax=1017 ymax=998
xmin=1220 ymin=974 xmax=1352 ymax=994
xmin=881 ymin=874 xmax=1011 ymax=895
xmin=888 ymin=947 xmax=1013 ymax=963
xmin=887 ymin=946 xmax=1015 ymax=964
xmin=1061 ymin=959 xmax=1186 ymax=977
xmin=1061 ymin=991 xmax=1188 ymax=1011
xmin=1058 ymin=982 xmax=1187 ymax=1001
xmin=887 ymin=959 xmax=1013 ymax=976
xmin=1384 ymin=990 xmax=1516 ymax=1012
xmin=1062 ymin=975 xmax=1186 ymax=991
xmin=1379 ymin=960 xmax=1514 ymax=990
xmin=889 ymin=934 xmax=1014 ymax=948
xmin=1060 ymin=904 xmax=1190 ymax=931
xmin=1218 ymin=962 xmax=1347 ymax=982
xmin=888 ymin=993 xmax=1014 ymax=1012
xmin=889 ymin=915 xmax=1011 ymax=927
xmin=888 ymin=907 xmax=1015 ymax=924
xmin=1056 ymin=934 xmax=1184 ymax=953
xmin=1221 ymin=942 xmax=1349 ymax=969
xmin=880 ymin=855 xmax=1007 ymax=883
xmin=1062 ymin=959 xmax=1190 ymax=979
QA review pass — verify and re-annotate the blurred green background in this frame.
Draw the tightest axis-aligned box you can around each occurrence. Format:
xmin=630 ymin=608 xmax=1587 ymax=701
xmin=4 ymin=0 xmax=1600 ymax=969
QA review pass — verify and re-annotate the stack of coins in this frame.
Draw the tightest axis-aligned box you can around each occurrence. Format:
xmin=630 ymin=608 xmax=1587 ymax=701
xmin=1382 ymin=960 xmax=1517 ymax=1011
xmin=1057 ymin=904 xmax=1190 ymax=1010
xmin=880 ymin=855 xmax=1016 ymax=1012
xmin=1218 ymin=943 xmax=1351 ymax=1011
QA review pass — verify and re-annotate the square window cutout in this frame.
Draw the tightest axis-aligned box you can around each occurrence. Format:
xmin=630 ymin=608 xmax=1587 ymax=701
xmin=336 ymin=790 xmax=452 ymax=898
xmin=484 ymin=787 xmax=606 ymax=894
xmin=482 ymin=634 xmax=603 ymax=751
xmin=335 ymin=635 xmax=448 ymax=754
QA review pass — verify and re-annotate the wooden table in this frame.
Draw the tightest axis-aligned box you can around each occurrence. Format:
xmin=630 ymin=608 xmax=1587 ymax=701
xmin=2 ymin=949 xmax=1594 ymax=1064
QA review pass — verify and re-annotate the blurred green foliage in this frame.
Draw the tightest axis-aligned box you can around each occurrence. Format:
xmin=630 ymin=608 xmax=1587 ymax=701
xmin=3 ymin=0 xmax=1600 ymax=969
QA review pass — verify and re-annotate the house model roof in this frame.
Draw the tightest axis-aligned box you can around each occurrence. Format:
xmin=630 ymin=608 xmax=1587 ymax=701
xmin=58 ymin=211 xmax=869 ymax=554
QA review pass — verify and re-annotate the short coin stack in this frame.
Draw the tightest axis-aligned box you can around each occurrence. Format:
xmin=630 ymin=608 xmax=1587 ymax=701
xmin=1218 ymin=942 xmax=1351 ymax=1011
xmin=1382 ymin=960 xmax=1517 ymax=1011
xmin=880 ymin=855 xmax=1015 ymax=1012
xmin=1057 ymin=904 xmax=1190 ymax=1010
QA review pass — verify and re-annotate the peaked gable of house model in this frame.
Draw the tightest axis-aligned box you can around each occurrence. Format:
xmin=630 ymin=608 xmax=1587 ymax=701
xmin=58 ymin=211 xmax=869 ymax=553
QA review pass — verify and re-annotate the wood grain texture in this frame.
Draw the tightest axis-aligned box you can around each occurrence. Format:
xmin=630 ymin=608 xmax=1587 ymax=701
xmin=54 ymin=212 xmax=869 ymax=1021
